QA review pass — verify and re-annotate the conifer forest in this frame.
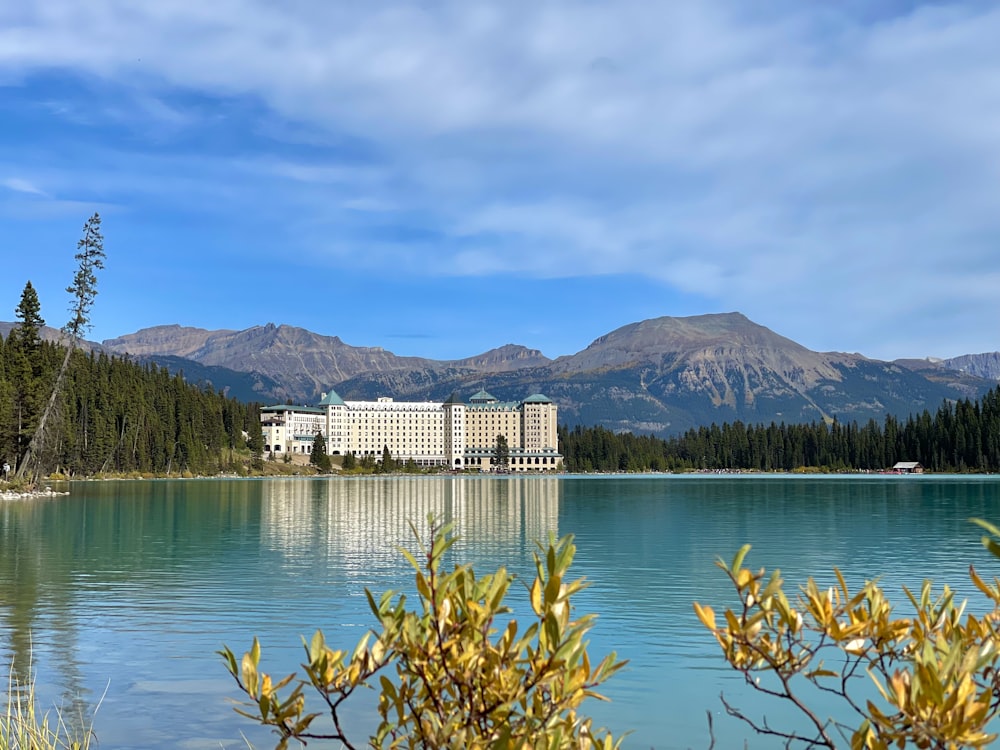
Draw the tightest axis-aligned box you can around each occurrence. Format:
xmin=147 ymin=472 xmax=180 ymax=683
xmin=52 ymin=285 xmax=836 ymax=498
xmin=0 ymin=334 xmax=263 ymax=478
xmin=560 ymin=387 xmax=1000 ymax=474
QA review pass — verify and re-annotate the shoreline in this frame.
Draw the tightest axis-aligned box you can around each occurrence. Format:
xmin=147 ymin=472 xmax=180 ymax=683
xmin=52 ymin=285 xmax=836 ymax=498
xmin=0 ymin=486 xmax=70 ymax=501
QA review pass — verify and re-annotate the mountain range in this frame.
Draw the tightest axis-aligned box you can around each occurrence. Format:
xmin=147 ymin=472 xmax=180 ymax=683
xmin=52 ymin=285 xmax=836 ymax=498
xmin=75 ymin=313 xmax=996 ymax=437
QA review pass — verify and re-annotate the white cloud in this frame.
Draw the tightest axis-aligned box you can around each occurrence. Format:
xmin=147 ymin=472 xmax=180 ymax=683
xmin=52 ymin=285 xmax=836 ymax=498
xmin=1 ymin=0 xmax=999 ymax=357
xmin=2 ymin=177 xmax=47 ymax=196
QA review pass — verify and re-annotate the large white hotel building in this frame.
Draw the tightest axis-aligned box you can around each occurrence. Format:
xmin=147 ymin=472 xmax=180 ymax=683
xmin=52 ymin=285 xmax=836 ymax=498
xmin=260 ymin=389 xmax=562 ymax=472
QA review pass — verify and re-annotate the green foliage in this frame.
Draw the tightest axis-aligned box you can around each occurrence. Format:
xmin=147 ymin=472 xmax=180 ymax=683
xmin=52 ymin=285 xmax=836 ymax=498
xmin=12 ymin=281 xmax=45 ymax=355
xmin=493 ymin=434 xmax=510 ymax=472
xmin=378 ymin=445 xmax=396 ymax=473
xmin=0 ymin=334 xmax=261 ymax=477
xmin=246 ymin=410 xmax=265 ymax=471
xmin=64 ymin=213 xmax=105 ymax=340
xmin=221 ymin=519 xmax=626 ymax=749
xmin=695 ymin=536 xmax=1000 ymax=749
xmin=341 ymin=451 xmax=357 ymax=471
xmin=310 ymin=432 xmax=331 ymax=472
xmin=561 ymin=386 xmax=1000 ymax=473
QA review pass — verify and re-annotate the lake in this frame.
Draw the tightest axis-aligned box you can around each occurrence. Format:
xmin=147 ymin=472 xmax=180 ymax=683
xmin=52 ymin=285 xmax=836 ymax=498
xmin=2 ymin=475 xmax=999 ymax=749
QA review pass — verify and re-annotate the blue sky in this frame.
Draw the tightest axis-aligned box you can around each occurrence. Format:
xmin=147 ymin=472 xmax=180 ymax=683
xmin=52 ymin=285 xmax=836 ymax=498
xmin=1 ymin=1 xmax=998 ymax=362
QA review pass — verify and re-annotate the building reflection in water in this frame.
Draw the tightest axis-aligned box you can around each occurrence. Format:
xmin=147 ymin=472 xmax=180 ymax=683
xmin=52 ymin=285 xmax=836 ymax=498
xmin=259 ymin=476 xmax=562 ymax=574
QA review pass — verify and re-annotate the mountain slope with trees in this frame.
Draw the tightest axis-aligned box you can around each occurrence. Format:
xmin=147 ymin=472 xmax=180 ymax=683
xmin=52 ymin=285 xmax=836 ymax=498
xmin=560 ymin=385 xmax=1000 ymax=473
xmin=96 ymin=313 xmax=996 ymax=437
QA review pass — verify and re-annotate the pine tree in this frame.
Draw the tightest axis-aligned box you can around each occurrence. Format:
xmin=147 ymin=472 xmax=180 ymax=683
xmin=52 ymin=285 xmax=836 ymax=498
xmin=12 ymin=281 xmax=45 ymax=354
xmin=310 ymin=432 xmax=331 ymax=472
xmin=379 ymin=444 xmax=395 ymax=473
xmin=6 ymin=283 xmax=47 ymax=472
xmin=493 ymin=434 xmax=510 ymax=472
xmin=246 ymin=409 xmax=265 ymax=470
xmin=65 ymin=213 xmax=105 ymax=340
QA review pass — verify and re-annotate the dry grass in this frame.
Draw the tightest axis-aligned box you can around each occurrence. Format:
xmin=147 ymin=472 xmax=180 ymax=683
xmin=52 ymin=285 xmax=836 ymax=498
xmin=1 ymin=664 xmax=96 ymax=750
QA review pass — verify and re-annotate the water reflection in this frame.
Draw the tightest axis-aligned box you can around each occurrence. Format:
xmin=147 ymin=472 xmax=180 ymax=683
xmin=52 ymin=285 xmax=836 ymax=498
xmin=0 ymin=495 xmax=91 ymax=737
xmin=0 ymin=480 xmax=264 ymax=747
xmin=260 ymin=476 xmax=562 ymax=566
xmin=3 ymin=476 xmax=1000 ymax=749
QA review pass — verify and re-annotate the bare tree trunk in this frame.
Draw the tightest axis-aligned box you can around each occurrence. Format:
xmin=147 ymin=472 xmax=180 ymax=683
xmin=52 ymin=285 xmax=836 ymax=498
xmin=101 ymin=415 xmax=127 ymax=474
xmin=15 ymin=342 xmax=75 ymax=483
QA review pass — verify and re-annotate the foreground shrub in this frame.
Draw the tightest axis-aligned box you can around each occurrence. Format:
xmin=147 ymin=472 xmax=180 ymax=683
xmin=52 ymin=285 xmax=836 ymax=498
xmin=221 ymin=518 xmax=626 ymax=749
xmin=695 ymin=520 xmax=1000 ymax=749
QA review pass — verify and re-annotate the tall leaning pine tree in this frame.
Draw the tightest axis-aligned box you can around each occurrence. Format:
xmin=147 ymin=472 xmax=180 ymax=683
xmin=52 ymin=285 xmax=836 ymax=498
xmin=65 ymin=213 xmax=105 ymax=340
xmin=16 ymin=213 xmax=106 ymax=482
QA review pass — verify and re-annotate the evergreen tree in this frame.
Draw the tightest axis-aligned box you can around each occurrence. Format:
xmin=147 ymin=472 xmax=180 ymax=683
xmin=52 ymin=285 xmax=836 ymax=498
xmin=5 ymin=285 xmax=48 ymax=471
xmin=493 ymin=434 xmax=510 ymax=472
xmin=310 ymin=432 xmax=331 ymax=472
xmin=246 ymin=412 xmax=265 ymax=470
xmin=379 ymin=444 xmax=395 ymax=473
xmin=12 ymin=281 xmax=45 ymax=354
xmin=341 ymin=451 xmax=357 ymax=471
xmin=65 ymin=213 xmax=105 ymax=340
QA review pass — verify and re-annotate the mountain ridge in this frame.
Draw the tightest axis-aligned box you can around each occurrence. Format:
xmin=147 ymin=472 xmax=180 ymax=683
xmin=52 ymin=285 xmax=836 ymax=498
xmin=96 ymin=313 xmax=998 ymax=436
xmin=5 ymin=314 xmax=996 ymax=437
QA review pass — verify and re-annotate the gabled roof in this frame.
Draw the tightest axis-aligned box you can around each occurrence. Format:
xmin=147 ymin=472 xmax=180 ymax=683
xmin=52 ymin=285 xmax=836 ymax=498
xmin=318 ymin=390 xmax=345 ymax=406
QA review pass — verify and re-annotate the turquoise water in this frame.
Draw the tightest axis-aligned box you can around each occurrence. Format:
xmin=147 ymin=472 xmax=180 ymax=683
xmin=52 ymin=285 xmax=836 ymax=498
xmin=2 ymin=475 xmax=999 ymax=748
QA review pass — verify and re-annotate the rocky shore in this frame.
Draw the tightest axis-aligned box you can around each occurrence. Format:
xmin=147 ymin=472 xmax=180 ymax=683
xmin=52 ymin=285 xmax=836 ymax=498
xmin=0 ymin=486 xmax=70 ymax=501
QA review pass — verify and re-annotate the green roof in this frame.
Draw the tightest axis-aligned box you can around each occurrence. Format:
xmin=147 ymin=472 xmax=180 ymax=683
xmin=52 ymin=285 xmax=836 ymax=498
xmin=318 ymin=389 xmax=345 ymax=406
xmin=522 ymin=394 xmax=553 ymax=404
xmin=469 ymin=389 xmax=497 ymax=403
xmin=443 ymin=392 xmax=465 ymax=405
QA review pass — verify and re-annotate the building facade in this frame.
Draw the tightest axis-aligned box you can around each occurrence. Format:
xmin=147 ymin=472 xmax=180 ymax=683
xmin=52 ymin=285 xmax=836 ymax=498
xmin=261 ymin=389 xmax=562 ymax=472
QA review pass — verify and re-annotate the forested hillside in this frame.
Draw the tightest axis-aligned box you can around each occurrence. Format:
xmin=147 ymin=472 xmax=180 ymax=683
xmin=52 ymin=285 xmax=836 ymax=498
xmin=561 ymin=387 xmax=1000 ymax=473
xmin=0 ymin=333 xmax=263 ymax=478
xmin=2 ymin=214 xmax=264 ymax=481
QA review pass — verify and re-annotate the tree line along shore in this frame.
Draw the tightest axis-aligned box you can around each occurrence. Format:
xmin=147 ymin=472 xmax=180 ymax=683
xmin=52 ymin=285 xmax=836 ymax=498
xmin=559 ymin=386 xmax=1000 ymax=474
xmin=5 ymin=312 xmax=1000 ymax=483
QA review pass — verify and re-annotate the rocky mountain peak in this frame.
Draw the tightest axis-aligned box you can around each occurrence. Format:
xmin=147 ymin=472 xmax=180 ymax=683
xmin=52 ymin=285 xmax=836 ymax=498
xmin=450 ymin=344 xmax=551 ymax=372
xmin=550 ymin=312 xmax=842 ymax=383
